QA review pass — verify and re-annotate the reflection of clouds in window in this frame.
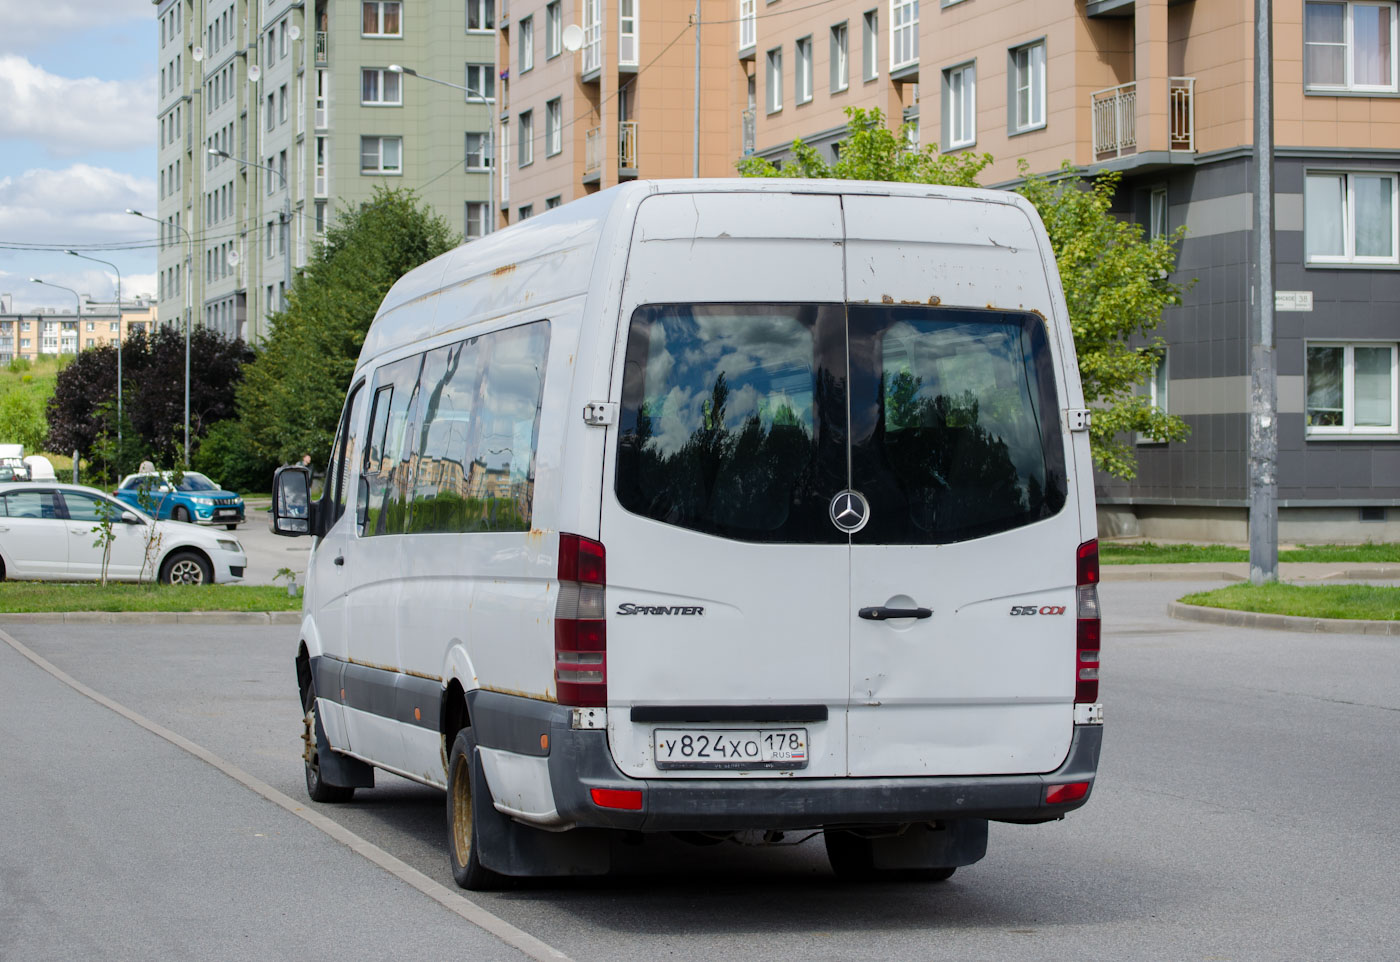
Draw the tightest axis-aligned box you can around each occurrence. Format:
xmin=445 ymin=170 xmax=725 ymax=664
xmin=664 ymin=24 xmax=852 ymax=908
xmin=651 ymin=384 xmax=699 ymax=456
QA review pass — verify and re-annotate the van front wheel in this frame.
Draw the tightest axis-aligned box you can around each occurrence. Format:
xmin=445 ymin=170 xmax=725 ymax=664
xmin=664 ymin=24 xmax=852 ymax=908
xmin=447 ymin=728 xmax=504 ymax=891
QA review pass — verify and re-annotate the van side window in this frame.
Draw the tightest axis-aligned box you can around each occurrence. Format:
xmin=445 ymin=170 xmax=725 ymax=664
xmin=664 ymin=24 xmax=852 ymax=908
xmin=325 ymin=381 xmax=366 ymax=526
xmin=410 ymin=320 xmax=549 ymax=533
xmin=847 ymin=306 xmax=1067 ymax=544
xmin=361 ymin=354 xmax=424 ymax=536
xmin=615 ymin=304 xmax=846 ymax=543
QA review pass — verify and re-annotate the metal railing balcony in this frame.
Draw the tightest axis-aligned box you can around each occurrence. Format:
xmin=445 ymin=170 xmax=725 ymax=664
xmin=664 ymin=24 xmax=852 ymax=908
xmin=314 ymin=31 xmax=328 ymax=65
xmin=1091 ymin=77 xmax=1196 ymax=161
xmin=1169 ymin=77 xmax=1195 ymax=152
xmin=618 ymin=121 xmax=638 ymax=169
xmin=741 ymin=106 xmax=756 ymax=155
xmin=584 ymin=126 xmax=602 ymax=175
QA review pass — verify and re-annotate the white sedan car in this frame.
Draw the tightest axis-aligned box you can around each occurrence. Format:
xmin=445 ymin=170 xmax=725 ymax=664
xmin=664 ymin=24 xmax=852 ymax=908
xmin=0 ymin=482 xmax=248 ymax=585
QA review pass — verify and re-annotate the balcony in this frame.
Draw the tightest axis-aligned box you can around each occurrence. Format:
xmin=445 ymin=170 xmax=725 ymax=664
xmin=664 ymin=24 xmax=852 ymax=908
xmin=619 ymin=121 xmax=638 ymax=173
xmin=1091 ymin=77 xmax=1194 ymax=161
xmin=584 ymin=126 xmax=602 ymax=177
xmin=741 ymin=107 xmax=756 ymax=155
xmin=314 ymin=31 xmax=328 ymax=65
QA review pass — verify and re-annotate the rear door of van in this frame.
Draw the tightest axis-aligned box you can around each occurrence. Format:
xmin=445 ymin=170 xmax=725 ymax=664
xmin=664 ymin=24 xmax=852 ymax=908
xmin=599 ymin=188 xmax=1079 ymax=782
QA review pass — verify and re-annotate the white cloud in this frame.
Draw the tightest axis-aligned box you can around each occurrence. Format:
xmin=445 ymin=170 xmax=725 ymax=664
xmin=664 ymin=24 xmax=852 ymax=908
xmin=0 ymin=164 xmax=155 ymax=248
xmin=0 ymin=55 xmax=155 ymax=155
xmin=0 ymin=1 xmax=153 ymax=52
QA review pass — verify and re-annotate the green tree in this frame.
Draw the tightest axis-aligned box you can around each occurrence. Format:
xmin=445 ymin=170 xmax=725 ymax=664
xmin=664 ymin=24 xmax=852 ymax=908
xmin=738 ymin=107 xmax=1190 ymax=479
xmin=237 ymin=186 xmax=458 ymax=466
xmin=0 ymin=389 xmax=47 ymax=451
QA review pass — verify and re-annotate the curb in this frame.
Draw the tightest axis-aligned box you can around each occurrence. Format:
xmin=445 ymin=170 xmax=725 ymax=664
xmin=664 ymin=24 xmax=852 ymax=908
xmin=1103 ymin=568 xmax=1245 ymax=583
xmin=1167 ymin=601 xmax=1400 ymax=635
xmin=0 ymin=611 xmax=301 ymax=626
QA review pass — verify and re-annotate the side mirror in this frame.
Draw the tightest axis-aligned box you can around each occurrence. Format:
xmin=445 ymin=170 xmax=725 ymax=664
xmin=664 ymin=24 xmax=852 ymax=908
xmin=120 ymin=511 xmax=143 ymax=525
xmin=271 ymin=465 xmax=321 ymax=537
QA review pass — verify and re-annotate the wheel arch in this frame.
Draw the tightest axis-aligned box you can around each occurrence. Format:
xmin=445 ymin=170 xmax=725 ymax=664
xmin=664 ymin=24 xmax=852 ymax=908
xmin=158 ymin=545 xmax=214 ymax=580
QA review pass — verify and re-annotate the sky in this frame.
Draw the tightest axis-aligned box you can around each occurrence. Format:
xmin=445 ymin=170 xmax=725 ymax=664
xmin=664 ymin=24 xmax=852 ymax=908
xmin=0 ymin=0 xmax=158 ymax=312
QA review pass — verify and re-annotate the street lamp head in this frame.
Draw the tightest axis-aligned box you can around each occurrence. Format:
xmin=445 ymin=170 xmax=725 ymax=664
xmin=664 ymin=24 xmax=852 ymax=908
xmin=28 ymin=277 xmax=41 ymax=284
xmin=126 ymin=208 xmax=143 ymax=217
xmin=208 ymin=147 xmax=228 ymax=157
xmin=63 ymin=249 xmax=78 ymax=256
xmin=388 ymin=64 xmax=413 ymax=75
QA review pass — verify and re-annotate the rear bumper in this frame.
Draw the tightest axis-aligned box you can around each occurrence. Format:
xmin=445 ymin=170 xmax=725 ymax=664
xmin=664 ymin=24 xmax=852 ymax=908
xmin=471 ymin=693 xmax=1102 ymax=832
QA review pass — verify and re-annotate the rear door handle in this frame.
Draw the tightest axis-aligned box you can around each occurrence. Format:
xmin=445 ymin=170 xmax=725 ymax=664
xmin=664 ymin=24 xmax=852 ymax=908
xmin=858 ymin=606 xmax=933 ymax=621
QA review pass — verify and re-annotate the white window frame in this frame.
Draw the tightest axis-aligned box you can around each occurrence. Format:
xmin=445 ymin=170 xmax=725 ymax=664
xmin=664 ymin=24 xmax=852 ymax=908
xmin=740 ymin=0 xmax=756 ymax=51
xmin=1150 ymin=187 xmax=1169 ymax=239
xmin=795 ymin=36 xmax=813 ymax=103
xmin=619 ymin=0 xmax=639 ymax=67
xmin=361 ymin=1 xmax=402 ymax=37
xmin=465 ymin=63 xmax=496 ymax=101
xmin=583 ymin=0 xmax=602 ymax=73
xmin=766 ymin=46 xmax=783 ymax=114
xmin=863 ymin=10 xmax=878 ymax=82
xmin=1137 ymin=351 xmax=1169 ymax=444
xmin=546 ymin=98 xmax=562 ymax=156
xmin=361 ymin=68 xmax=403 ymax=106
xmin=1304 ymin=1 xmax=1398 ymax=92
xmin=467 ymin=0 xmax=495 ymax=32
xmin=944 ymin=61 xmax=976 ymax=149
xmin=1011 ymin=40 xmax=1046 ymax=132
xmin=466 ymin=131 xmax=492 ymax=170
xmin=520 ymin=15 xmax=535 ymax=73
xmin=1305 ymin=341 xmax=1400 ymax=435
xmin=831 ymin=22 xmax=849 ymax=93
xmin=1305 ymin=170 xmax=1399 ymax=264
xmin=890 ymin=0 xmax=918 ymax=72
xmin=519 ymin=110 xmax=534 ymax=168
xmin=546 ymin=1 xmax=563 ymax=58
xmin=466 ymin=201 xmax=488 ymax=239
xmin=360 ymin=135 xmax=403 ymax=174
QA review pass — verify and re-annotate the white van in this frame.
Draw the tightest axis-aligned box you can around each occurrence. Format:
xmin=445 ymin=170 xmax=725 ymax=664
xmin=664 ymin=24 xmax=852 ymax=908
xmin=272 ymin=179 xmax=1103 ymax=889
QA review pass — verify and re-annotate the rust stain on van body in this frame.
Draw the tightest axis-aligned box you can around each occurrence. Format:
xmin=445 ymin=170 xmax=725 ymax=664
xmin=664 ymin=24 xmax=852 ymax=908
xmin=492 ymin=264 xmax=517 ymax=276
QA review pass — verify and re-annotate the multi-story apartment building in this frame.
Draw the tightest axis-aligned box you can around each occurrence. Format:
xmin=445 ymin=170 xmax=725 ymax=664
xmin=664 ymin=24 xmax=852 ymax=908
xmin=0 ymin=294 xmax=157 ymax=365
xmin=503 ymin=0 xmax=1400 ymax=541
xmin=154 ymin=0 xmax=493 ymax=344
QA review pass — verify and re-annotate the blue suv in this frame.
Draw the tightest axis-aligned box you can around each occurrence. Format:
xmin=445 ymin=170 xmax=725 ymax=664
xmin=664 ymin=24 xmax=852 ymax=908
xmin=114 ymin=471 xmax=246 ymax=529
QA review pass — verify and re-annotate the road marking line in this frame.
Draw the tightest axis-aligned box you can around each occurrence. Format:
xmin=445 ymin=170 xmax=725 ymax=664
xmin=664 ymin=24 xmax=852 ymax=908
xmin=0 ymin=626 xmax=573 ymax=962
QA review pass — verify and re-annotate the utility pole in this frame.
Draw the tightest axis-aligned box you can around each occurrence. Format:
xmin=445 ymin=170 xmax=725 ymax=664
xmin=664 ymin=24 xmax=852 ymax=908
xmin=1249 ymin=0 xmax=1278 ymax=584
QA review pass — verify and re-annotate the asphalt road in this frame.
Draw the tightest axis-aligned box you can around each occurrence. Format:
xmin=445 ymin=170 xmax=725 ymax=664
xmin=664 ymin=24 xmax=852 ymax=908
xmin=3 ymin=579 xmax=1398 ymax=961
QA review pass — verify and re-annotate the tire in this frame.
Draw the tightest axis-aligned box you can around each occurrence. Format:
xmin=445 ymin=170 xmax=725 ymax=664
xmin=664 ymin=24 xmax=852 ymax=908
xmin=446 ymin=728 xmax=505 ymax=891
xmin=823 ymin=830 xmax=957 ymax=883
xmin=173 ymin=505 xmax=191 ymax=523
xmin=225 ymin=523 xmax=238 ymax=530
xmin=161 ymin=550 xmax=212 ymax=585
xmin=303 ymin=690 xmax=355 ymax=803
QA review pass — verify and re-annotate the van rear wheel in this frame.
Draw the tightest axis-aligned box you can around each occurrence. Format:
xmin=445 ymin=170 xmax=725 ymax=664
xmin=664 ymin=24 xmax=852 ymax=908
xmin=447 ymin=728 xmax=505 ymax=890
xmin=824 ymin=829 xmax=957 ymax=883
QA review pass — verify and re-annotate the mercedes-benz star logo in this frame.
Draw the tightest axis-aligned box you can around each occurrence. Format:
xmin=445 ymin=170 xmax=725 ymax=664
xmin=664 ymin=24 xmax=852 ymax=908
xmin=829 ymin=490 xmax=870 ymax=534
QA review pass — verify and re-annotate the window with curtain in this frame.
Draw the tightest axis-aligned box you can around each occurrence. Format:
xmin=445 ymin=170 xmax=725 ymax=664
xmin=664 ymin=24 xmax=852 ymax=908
xmin=1306 ymin=342 xmax=1398 ymax=434
xmin=1305 ymin=171 xmax=1398 ymax=263
xmin=1304 ymin=1 xmax=1397 ymax=91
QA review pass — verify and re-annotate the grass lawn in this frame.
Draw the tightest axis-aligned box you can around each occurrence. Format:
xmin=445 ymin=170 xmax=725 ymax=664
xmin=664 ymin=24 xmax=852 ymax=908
xmin=1178 ymin=583 xmax=1400 ymax=620
xmin=1101 ymin=542 xmax=1400 ymax=565
xmin=0 ymin=583 xmax=301 ymax=613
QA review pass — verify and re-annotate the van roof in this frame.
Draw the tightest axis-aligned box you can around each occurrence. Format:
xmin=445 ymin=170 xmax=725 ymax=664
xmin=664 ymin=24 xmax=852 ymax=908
xmin=359 ymin=179 xmax=1034 ymax=370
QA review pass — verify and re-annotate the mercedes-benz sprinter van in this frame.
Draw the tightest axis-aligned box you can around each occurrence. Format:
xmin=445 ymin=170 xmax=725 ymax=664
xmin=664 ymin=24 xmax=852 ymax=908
xmin=272 ymin=179 xmax=1103 ymax=889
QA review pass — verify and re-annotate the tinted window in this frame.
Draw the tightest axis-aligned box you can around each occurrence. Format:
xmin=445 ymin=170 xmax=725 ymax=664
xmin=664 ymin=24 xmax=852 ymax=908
xmin=177 ymin=473 xmax=219 ymax=491
xmin=615 ymin=304 xmax=847 ymax=543
xmin=848 ymin=306 xmax=1066 ymax=544
xmin=3 ymin=490 xmax=58 ymax=519
xmin=409 ymin=321 xmax=548 ymax=533
xmin=361 ymin=355 xmax=424 ymax=536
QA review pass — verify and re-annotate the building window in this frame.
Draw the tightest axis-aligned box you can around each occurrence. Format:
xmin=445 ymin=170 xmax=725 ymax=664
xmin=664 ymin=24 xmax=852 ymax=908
xmin=315 ymin=200 xmax=327 ymax=234
xmin=1304 ymin=1 xmax=1397 ymax=91
xmin=795 ymin=36 xmax=813 ymax=103
xmin=466 ymin=131 xmax=492 ymax=169
xmin=863 ymin=10 xmax=878 ymax=82
xmin=890 ymin=0 xmax=918 ymax=71
xmin=519 ymin=110 xmax=534 ymax=167
xmin=519 ymin=204 xmax=534 ymax=220
xmin=362 ymin=68 xmax=402 ymax=105
xmin=360 ymin=135 xmax=403 ymax=174
xmin=266 ymin=93 xmax=275 ymax=131
xmin=546 ymin=98 xmax=562 ymax=155
xmin=740 ymin=0 xmax=756 ymax=51
xmin=766 ymin=47 xmax=783 ymax=113
xmin=1305 ymin=171 xmax=1398 ymax=263
xmin=1137 ymin=351 xmax=1169 ymax=443
xmin=466 ymin=201 xmax=488 ymax=238
xmin=1011 ymin=40 xmax=1045 ymax=132
xmin=546 ymin=195 xmax=562 ymax=209
xmin=830 ymin=22 xmax=849 ymax=92
xmin=279 ymin=83 xmax=289 ymax=123
xmin=1149 ymin=187 xmax=1168 ymax=239
xmin=465 ymin=63 xmax=496 ymax=101
xmin=943 ymin=62 xmax=976 ymax=148
xmin=1306 ymin=342 xmax=1398 ymax=434
xmin=467 ymin=0 xmax=494 ymax=32
xmin=547 ymin=1 xmax=562 ymax=57
xmin=362 ymin=1 xmax=402 ymax=36
xmin=520 ymin=16 xmax=534 ymax=73
xmin=619 ymin=0 xmax=638 ymax=66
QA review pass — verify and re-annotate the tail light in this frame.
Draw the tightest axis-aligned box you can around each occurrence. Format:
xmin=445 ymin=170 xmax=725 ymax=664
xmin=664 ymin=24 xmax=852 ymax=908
xmin=1076 ymin=539 xmax=1100 ymax=704
xmin=555 ymin=533 xmax=607 ymax=707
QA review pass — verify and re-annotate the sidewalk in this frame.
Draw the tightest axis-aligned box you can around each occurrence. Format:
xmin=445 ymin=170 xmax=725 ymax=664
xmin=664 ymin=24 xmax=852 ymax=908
xmin=1103 ymin=562 xmax=1400 ymax=583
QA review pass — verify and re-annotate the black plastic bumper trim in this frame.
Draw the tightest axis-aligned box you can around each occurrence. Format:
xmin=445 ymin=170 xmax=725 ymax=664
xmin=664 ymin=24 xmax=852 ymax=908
xmin=629 ymin=704 xmax=829 ymax=723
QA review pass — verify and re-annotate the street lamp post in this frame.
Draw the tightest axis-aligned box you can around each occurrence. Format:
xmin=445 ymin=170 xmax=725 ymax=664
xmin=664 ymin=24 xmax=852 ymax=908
xmin=208 ymin=148 xmax=291 ymax=326
xmin=128 ymin=208 xmax=193 ymax=468
xmin=61 ymin=252 xmax=123 ymax=466
xmin=388 ymin=64 xmax=493 ymax=236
